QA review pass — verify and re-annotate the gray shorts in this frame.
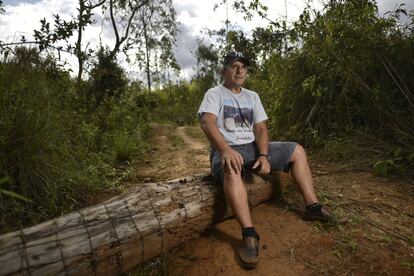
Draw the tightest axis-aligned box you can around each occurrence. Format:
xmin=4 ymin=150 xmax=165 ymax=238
xmin=210 ymin=141 xmax=297 ymax=182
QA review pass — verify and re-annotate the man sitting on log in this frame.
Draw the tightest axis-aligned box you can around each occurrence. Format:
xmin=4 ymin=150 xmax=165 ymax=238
xmin=197 ymin=51 xmax=334 ymax=268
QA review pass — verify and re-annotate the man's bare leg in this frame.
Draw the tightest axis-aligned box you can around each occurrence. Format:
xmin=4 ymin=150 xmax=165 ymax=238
xmin=290 ymin=144 xmax=318 ymax=205
xmin=223 ymin=172 xmax=253 ymax=227
xmin=223 ymin=171 xmax=259 ymax=267
xmin=289 ymin=144 xmax=334 ymax=222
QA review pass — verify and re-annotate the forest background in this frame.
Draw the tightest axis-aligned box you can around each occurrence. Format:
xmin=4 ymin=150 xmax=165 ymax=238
xmin=0 ymin=0 xmax=413 ymax=233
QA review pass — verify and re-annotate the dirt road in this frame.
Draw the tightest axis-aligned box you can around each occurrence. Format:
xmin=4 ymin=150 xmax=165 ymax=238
xmin=131 ymin=123 xmax=414 ymax=275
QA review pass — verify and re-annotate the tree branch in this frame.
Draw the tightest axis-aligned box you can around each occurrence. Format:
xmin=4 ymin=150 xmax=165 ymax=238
xmin=87 ymin=0 xmax=106 ymax=9
xmin=109 ymin=0 xmax=120 ymax=48
xmin=0 ymin=41 xmax=73 ymax=55
xmin=109 ymin=0 xmax=150 ymax=59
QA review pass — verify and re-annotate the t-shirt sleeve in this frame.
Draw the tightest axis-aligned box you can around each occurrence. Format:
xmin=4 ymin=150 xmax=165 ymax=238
xmin=253 ymin=93 xmax=268 ymax=124
xmin=197 ymin=90 xmax=221 ymax=118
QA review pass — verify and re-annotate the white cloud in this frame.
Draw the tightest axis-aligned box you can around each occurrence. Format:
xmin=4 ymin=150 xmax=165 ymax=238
xmin=173 ymin=23 xmax=198 ymax=79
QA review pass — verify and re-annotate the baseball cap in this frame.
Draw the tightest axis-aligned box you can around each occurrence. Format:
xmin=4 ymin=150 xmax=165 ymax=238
xmin=222 ymin=51 xmax=250 ymax=67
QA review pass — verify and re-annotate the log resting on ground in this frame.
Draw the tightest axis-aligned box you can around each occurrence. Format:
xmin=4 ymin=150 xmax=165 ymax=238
xmin=0 ymin=172 xmax=292 ymax=275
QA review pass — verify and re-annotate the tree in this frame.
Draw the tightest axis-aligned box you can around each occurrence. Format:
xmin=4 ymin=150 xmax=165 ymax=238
xmin=126 ymin=0 xmax=178 ymax=92
xmin=0 ymin=0 xmax=5 ymax=15
xmin=106 ymin=0 xmax=150 ymax=59
xmin=32 ymin=0 xmax=147 ymax=84
xmin=1 ymin=0 xmax=179 ymax=92
xmin=215 ymin=0 xmax=274 ymax=25
xmin=215 ymin=0 xmax=291 ymax=54
xmin=194 ymin=42 xmax=219 ymax=81
xmin=31 ymin=0 xmax=101 ymax=84
xmin=74 ymin=0 xmax=106 ymax=87
xmin=159 ymin=35 xmax=180 ymax=98
xmin=89 ymin=47 xmax=127 ymax=104
xmin=29 ymin=0 xmax=177 ymax=90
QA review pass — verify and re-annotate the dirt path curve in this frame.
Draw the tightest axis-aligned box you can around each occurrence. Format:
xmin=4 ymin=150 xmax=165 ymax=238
xmin=176 ymin=126 xmax=207 ymax=151
xmin=131 ymin=123 xmax=414 ymax=276
xmin=132 ymin=123 xmax=210 ymax=183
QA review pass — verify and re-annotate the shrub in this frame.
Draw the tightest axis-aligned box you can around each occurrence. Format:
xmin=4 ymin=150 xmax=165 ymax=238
xmin=0 ymin=48 xmax=150 ymax=229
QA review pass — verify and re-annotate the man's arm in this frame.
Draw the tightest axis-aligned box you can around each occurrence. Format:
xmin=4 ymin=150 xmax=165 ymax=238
xmin=252 ymin=121 xmax=271 ymax=174
xmin=200 ymin=112 xmax=244 ymax=174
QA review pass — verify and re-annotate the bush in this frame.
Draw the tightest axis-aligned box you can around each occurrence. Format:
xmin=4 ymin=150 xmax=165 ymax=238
xmin=0 ymin=48 xmax=150 ymax=230
xmin=247 ymin=1 xmax=414 ymax=167
xmin=0 ymin=61 xmax=99 ymax=226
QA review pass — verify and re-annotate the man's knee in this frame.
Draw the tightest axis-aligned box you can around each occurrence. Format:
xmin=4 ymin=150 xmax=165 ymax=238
xmin=223 ymin=171 xmax=244 ymax=188
xmin=291 ymin=144 xmax=308 ymax=162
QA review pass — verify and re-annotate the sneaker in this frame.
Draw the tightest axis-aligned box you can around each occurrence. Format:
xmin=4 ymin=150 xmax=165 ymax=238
xmin=303 ymin=205 xmax=335 ymax=223
xmin=239 ymin=235 xmax=260 ymax=268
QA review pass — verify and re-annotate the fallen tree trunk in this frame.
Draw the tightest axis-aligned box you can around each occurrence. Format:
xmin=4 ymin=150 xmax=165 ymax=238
xmin=0 ymin=172 xmax=291 ymax=275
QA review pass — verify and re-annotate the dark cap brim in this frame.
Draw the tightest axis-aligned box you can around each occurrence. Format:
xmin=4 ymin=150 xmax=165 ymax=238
xmin=223 ymin=57 xmax=250 ymax=67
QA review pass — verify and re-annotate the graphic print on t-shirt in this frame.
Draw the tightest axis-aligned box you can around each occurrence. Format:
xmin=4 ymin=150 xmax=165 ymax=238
xmin=223 ymin=98 xmax=253 ymax=140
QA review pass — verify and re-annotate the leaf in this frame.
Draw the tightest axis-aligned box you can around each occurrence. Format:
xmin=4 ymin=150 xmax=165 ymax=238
xmin=395 ymin=8 xmax=407 ymax=16
xmin=0 ymin=176 xmax=13 ymax=186
xmin=373 ymin=160 xmax=389 ymax=176
xmin=393 ymin=147 xmax=401 ymax=157
xmin=407 ymin=152 xmax=414 ymax=162
xmin=0 ymin=189 xmax=33 ymax=203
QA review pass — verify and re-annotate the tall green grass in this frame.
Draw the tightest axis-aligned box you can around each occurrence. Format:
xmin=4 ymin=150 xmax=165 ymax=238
xmin=0 ymin=49 xmax=149 ymax=231
xmin=0 ymin=62 xmax=99 ymax=228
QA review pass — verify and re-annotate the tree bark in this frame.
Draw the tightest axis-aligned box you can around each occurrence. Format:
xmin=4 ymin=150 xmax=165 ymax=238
xmin=142 ymin=18 xmax=151 ymax=93
xmin=75 ymin=0 xmax=85 ymax=87
xmin=0 ymin=172 xmax=291 ymax=275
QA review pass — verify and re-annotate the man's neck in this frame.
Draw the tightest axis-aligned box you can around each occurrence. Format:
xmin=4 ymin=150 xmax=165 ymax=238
xmin=223 ymin=82 xmax=242 ymax=94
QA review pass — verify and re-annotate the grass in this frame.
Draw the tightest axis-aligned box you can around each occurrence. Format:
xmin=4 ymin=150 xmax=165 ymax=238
xmin=0 ymin=58 xmax=150 ymax=233
xmin=183 ymin=126 xmax=207 ymax=141
xmin=171 ymin=134 xmax=184 ymax=148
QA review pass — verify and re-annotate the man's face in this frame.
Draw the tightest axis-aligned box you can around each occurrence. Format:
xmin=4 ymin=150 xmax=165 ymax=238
xmin=223 ymin=60 xmax=248 ymax=88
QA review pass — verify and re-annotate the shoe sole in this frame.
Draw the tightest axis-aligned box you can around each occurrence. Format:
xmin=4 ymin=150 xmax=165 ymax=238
xmin=239 ymin=249 xmax=259 ymax=268
xmin=296 ymin=208 xmax=335 ymax=223
xmin=303 ymin=214 xmax=333 ymax=223
xmin=240 ymin=258 xmax=259 ymax=269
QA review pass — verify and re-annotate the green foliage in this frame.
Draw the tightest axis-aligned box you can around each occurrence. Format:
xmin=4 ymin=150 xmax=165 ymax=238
xmin=194 ymin=42 xmax=220 ymax=83
xmin=95 ymin=95 xmax=150 ymax=162
xmin=199 ymin=0 xmax=414 ymax=175
xmin=241 ymin=0 xmax=414 ymax=174
xmin=88 ymin=47 xmax=128 ymax=105
xmin=33 ymin=15 xmax=78 ymax=52
xmin=0 ymin=173 xmax=32 ymax=203
xmin=113 ymin=132 xmax=136 ymax=162
xmin=135 ymin=0 xmax=179 ymax=92
xmin=0 ymin=57 xmax=83 ymax=224
xmin=150 ymin=77 xmax=214 ymax=125
xmin=372 ymin=146 xmax=414 ymax=176
xmin=0 ymin=47 xmax=149 ymax=230
xmin=373 ymin=160 xmax=395 ymax=177
xmin=2 ymin=0 xmax=414 ymax=234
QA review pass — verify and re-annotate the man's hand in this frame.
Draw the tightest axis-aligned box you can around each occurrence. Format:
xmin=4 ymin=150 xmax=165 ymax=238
xmin=221 ymin=148 xmax=244 ymax=174
xmin=252 ymin=156 xmax=271 ymax=175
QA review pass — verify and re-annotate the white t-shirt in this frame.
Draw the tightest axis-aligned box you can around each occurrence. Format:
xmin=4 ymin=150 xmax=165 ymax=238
xmin=197 ymin=84 xmax=268 ymax=145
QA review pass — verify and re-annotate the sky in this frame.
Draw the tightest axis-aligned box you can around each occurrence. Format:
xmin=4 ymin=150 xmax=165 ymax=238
xmin=1 ymin=0 xmax=413 ymax=80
